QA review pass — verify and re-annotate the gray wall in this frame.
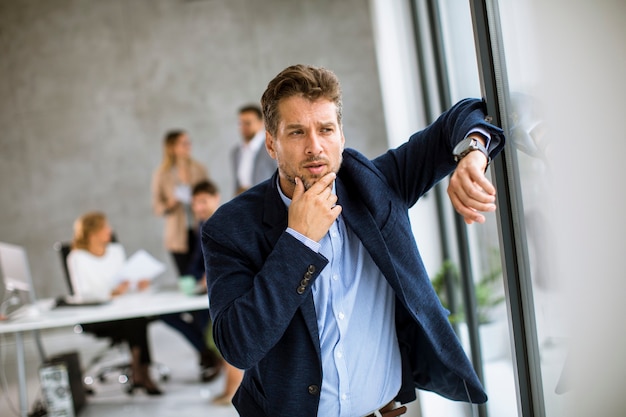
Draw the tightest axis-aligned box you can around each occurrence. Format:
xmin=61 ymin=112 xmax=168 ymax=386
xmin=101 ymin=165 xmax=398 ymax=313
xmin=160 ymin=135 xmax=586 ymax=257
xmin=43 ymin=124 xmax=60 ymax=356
xmin=0 ymin=0 xmax=388 ymax=299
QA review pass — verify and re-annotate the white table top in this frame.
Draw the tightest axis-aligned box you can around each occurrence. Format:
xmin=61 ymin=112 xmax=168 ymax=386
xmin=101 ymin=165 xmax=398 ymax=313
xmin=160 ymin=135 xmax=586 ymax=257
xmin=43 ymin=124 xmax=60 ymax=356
xmin=0 ymin=289 xmax=209 ymax=334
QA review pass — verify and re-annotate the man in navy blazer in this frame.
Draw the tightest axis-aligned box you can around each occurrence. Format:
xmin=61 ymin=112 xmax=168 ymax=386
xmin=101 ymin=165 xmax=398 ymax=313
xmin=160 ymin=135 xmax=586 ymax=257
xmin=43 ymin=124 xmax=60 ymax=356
xmin=202 ymin=64 xmax=504 ymax=417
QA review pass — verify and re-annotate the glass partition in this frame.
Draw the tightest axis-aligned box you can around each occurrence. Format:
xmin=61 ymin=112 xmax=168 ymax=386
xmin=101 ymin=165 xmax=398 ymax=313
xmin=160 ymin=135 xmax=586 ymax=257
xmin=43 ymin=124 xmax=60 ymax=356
xmin=485 ymin=0 xmax=568 ymax=415
xmin=410 ymin=1 xmax=522 ymax=416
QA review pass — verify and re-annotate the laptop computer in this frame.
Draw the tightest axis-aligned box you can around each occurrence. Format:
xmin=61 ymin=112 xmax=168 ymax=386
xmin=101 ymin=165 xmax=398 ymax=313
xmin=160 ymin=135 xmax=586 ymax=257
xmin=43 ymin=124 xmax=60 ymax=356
xmin=0 ymin=242 xmax=107 ymax=315
xmin=0 ymin=241 xmax=40 ymax=318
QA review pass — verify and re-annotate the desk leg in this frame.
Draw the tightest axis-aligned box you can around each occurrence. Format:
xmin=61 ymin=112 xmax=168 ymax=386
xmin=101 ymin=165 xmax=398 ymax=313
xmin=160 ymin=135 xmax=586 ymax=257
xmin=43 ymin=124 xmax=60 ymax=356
xmin=15 ymin=331 xmax=29 ymax=417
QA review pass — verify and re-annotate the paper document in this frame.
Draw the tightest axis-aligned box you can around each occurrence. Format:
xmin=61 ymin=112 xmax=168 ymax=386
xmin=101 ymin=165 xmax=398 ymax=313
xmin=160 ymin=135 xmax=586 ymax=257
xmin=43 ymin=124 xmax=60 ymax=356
xmin=116 ymin=250 xmax=165 ymax=284
xmin=174 ymin=184 xmax=192 ymax=204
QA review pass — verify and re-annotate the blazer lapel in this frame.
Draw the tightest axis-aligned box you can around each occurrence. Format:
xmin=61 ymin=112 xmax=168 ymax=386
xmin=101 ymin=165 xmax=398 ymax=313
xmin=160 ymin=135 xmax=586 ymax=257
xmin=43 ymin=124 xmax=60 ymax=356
xmin=261 ymin=173 xmax=322 ymax=361
xmin=335 ymin=178 xmax=403 ymax=293
xmin=262 ymin=174 xmax=288 ymax=243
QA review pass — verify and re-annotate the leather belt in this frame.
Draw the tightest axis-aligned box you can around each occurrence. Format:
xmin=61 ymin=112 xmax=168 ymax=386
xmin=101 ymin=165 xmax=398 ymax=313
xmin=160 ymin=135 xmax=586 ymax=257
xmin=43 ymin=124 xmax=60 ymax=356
xmin=364 ymin=400 xmax=407 ymax=417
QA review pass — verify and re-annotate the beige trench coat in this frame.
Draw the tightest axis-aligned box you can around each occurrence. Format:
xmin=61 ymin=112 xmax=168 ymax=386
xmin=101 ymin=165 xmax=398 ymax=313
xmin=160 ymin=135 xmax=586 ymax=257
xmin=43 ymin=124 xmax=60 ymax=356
xmin=151 ymin=159 xmax=208 ymax=253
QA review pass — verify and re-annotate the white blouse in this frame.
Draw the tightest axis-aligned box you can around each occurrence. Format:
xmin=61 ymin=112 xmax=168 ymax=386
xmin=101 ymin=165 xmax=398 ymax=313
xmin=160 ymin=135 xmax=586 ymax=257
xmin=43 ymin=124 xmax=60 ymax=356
xmin=67 ymin=243 xmax=126 ymax=301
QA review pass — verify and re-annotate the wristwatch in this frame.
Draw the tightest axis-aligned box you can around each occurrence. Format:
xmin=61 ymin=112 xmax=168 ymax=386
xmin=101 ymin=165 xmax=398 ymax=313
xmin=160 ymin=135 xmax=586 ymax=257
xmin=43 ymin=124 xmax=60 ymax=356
xmin=452 ymin=136 xmax=490 ymax=163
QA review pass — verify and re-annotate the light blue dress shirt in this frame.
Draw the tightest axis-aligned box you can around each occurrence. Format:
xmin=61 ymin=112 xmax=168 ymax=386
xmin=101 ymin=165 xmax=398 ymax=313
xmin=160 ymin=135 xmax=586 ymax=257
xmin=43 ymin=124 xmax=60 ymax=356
xmin=279 ymin=181 xmax=402 ymax=417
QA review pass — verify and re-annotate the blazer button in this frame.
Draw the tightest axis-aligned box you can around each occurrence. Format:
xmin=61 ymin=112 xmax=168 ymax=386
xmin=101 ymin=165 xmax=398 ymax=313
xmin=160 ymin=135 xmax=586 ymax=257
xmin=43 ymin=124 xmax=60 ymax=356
xmin=307 ymin=265 xmax=316 ymax=274
xmin=297 ymin=285 xmax=306 ymax=294
xmin=308 ymin=385 xmax=319 ymax=395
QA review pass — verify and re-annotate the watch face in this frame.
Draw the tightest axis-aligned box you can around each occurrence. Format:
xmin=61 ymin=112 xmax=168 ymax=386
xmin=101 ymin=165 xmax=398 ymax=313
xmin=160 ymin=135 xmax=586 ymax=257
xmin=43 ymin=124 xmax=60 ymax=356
xmin=453 ymin=136 xmax=489 ymax=163
xmin=453 ymin=137 xmax=473 ymax=156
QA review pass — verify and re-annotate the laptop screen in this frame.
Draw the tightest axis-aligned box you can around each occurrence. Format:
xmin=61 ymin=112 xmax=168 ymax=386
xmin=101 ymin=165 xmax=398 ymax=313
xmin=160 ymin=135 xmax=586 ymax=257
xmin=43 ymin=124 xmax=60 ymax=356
xmin=0 ymin=242 xmax=37 ymax=304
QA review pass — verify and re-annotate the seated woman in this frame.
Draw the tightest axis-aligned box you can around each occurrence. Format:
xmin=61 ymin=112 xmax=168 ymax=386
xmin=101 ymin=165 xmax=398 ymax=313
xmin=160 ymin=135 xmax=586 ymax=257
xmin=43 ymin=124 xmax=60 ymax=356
xmin=67 ymin=211 xmax=163 ymax=395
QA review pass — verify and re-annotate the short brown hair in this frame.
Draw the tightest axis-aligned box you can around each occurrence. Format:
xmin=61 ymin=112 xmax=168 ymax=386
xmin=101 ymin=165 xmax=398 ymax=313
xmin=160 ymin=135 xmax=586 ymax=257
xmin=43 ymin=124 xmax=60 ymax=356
xmin=192 ymin=179 xmax=219 ymax=196
xmin=261 ymin=64 xmax=343 ymax=137
xmin=238 ymin=104 xmax=263 ymax=120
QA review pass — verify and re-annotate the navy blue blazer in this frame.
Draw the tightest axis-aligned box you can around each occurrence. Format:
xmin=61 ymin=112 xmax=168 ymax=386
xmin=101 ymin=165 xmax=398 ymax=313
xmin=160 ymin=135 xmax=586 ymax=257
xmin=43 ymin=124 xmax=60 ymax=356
xmin=202 ymin=98 xmax=505 ymax=417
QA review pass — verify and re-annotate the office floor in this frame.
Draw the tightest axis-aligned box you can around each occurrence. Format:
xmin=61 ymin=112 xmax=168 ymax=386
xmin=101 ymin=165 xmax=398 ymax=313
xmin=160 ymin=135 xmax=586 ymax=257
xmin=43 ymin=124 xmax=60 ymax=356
xmin=0 ymin=321 xmax=238 ymax=417
xmin=0 ymin=316 xmax=563 ymax=417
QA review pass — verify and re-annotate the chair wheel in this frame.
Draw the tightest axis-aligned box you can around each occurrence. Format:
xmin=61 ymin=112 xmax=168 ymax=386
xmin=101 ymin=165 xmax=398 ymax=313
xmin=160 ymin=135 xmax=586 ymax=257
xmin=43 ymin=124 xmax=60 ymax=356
xmin=161 ymin=374 xmax=169 ymax=382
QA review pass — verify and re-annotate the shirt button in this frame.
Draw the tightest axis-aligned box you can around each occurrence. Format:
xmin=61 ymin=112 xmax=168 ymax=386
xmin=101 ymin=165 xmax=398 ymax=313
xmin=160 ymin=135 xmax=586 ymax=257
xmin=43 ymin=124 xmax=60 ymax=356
xmin=308 ymin=385 xmax=319 ymax=395
xmin=341 ymin=393 xmax=347 ymax=401
xmin=332 ymin=274 xmax=339 ymax=281
xmin=336 ymin=351 xmax=343 ymax=358
xmin=338 ymin=312 xmax=345 ymax=320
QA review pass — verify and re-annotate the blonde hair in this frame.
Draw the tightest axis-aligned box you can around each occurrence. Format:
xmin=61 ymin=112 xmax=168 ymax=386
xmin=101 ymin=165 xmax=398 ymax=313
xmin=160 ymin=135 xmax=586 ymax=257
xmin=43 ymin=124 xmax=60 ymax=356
xmin=72 ymin=211 xmax=107 ymax=250
xmin=159 ymin=130 xmax=186 ymax=172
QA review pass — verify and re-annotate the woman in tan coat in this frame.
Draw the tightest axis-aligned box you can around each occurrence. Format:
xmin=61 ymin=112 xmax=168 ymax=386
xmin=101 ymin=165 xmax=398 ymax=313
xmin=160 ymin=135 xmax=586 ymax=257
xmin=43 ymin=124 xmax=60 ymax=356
xmin=152 ymin=130 xmax=208 ymax=275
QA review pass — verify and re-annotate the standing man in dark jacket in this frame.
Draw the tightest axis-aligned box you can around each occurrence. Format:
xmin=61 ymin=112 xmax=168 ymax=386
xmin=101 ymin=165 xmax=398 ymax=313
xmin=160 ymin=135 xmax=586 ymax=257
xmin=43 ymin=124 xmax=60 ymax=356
xmin=202 ymin=64 xmax=504 ymax=417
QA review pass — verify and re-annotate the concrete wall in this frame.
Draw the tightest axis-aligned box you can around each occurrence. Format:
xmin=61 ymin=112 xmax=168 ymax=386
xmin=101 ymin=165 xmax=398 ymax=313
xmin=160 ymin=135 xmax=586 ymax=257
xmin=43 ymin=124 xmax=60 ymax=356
xmin=0 ymin=0 xmax=388 ymax=299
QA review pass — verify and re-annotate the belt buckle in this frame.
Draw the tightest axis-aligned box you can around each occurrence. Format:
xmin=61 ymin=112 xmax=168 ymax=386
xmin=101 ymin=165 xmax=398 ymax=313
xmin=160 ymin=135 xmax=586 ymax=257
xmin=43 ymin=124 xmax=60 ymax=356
xmin=367 ymin=401 xmax=407 ymax=417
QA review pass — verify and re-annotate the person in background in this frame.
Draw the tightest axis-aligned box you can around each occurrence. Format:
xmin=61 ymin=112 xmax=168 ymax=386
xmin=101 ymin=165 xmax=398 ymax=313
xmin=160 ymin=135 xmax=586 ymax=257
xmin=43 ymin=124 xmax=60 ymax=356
xmin=160 ymin=180 xmax=222 ymax=382
xmin=187 ymin=180 xmax=244 ymax=405
xmin=233 ymin=104 xmax=277 ymax=195
xmin=186 ymin=180 xmax=221 ymax=288
xmin=152 ymin=129 xmax=209 ymax=275
xmin=67 ymin=211 xmax=163 ymax=396
xmin=201 ymin=64 xmax=505 ymax=416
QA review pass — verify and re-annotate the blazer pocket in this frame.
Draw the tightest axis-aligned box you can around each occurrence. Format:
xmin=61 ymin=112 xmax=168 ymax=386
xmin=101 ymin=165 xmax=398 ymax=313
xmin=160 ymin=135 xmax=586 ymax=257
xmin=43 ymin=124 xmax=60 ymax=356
xmin=238 ymin=377 xmax=269 ymax=414
xmin=375 ymin=200 xmax=394 ymax=230
xmin=379 ymin=201 xmax=400 ymax=236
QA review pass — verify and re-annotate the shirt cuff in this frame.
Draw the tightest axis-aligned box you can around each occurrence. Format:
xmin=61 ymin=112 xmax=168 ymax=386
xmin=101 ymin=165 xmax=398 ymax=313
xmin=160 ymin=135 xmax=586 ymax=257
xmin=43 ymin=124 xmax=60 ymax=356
xmin=286 ymin=228 xmax=321 ymax=253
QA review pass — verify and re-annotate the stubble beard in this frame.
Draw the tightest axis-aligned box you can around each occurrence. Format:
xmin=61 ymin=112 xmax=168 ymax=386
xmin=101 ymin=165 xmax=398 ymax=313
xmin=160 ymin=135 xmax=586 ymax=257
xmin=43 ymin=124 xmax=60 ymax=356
xmin=280 ymin=155 xmax=343 ymax=191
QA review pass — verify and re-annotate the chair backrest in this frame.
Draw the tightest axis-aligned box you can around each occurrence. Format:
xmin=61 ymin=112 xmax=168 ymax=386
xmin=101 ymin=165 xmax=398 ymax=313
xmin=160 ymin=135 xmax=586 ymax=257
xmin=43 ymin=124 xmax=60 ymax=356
xmin=53 ymin=241 xmax=74 ymax=295
xmin=53 ymin=233 xmax=118 ymax=296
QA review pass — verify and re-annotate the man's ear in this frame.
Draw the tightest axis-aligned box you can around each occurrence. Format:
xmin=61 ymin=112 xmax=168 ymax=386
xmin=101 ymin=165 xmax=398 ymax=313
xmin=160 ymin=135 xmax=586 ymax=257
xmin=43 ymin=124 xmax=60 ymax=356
xmin=265 ymin=131 xmax=277 ymax=159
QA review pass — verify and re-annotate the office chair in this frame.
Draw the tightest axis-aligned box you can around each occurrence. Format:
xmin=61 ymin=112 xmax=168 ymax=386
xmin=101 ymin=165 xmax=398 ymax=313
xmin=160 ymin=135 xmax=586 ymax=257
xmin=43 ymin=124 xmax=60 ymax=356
xmin=53 ymin=239 xmax=170 ymax=394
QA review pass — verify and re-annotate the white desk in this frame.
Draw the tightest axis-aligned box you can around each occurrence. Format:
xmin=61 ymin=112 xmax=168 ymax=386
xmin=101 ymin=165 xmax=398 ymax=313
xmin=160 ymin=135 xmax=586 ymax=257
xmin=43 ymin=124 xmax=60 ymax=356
xmin=0 ymin=290 xmax=209 ymax=417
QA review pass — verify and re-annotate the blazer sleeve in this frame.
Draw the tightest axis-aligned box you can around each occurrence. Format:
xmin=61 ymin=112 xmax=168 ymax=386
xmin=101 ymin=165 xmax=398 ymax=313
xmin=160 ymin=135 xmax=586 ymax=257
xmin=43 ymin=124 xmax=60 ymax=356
xmin=253 ymin=148 xmax=278 ymax=186
xmin=373 ymin=98 xmax=505 ymax=207
xmin=202 ymin=221 xmax=328 ymax=370
xmin=231 ymin=146 xmax=240 ymax=190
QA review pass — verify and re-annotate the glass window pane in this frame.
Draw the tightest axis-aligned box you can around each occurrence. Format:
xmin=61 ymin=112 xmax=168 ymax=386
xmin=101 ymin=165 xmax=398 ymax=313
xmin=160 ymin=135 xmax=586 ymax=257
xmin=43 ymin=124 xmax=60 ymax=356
xmin=422 ymin=1 xmax=521 ymax=417
xmin=495 ymin=0 xmax=568 ymax=416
